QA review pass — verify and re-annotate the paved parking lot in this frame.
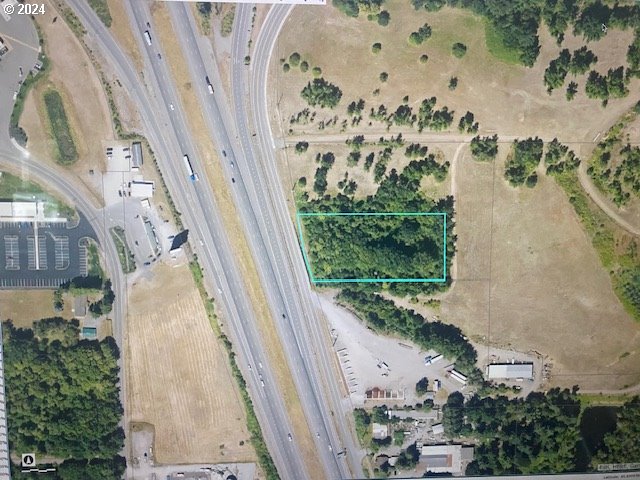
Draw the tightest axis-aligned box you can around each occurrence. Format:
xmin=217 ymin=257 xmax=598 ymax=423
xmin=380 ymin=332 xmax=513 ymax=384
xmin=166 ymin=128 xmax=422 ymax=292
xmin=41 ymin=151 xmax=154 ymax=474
xmin=0 ymin=213 xmax=97 ymax=289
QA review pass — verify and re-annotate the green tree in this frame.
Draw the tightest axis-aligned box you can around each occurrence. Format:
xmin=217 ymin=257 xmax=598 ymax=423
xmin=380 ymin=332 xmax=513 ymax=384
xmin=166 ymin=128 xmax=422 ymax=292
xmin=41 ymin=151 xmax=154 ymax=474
xmin=377 ymin=10 xmax=390 ymax=25
xmin=312 ymin=66 xmax=322 ymax=77
xmin=448 ymin=76 xmax=458 ymax=90
xmin=458 ymin=111 xmax=478 ymax=133
xmin=379 ymin=72 xmax=388 ymax=82
xmin=283 ymin=63 xmax=290 ymax=73
xmin=416 ymin=377 xmax=429 ymax=395
xmin=295 ymin=141 xmax=309 ymax=154
xmin=419 ymin=54 xmax=429 ymax=64
xmin=543 ymin=49 xmax=571 ymax=92
xmin=566 ymin=81 xmax=578 ymax=101
xmin=300 ymin=61 xmax=309 ymax=73
xmin=289 ymin=52 xmax=301 ymax=67
xmin=372 ymin=42 xmax=382 ymax=54
xmin=452 ymin=42 xmax=467 ymax=58
xmin=411 ymin=0 xmax=445 ymax=11
xmin=470 ymin=135 xmax=499 ymax=161
xmin=585 ymin=70 xmax=608 ymax=101
xmin=505 ymin=137 xmax=544 ymax=186
xmin=408 ymin=23 xmax=432 ymax=46
xmin=573 ymin=1 xmax=610 ymax=42
xmin=569 ymin=46 xmax=597 ymax=75
xmin=301 ymin=78 xmax=343 ymax=109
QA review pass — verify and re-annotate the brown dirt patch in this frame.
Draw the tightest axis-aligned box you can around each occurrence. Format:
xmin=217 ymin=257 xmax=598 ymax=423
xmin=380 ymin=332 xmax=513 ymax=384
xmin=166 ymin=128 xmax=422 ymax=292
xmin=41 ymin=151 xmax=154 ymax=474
xmin=126 ymin=263 xmax=255 ymax=463
xmin=151 ymin=5 xmax=323 ymax=478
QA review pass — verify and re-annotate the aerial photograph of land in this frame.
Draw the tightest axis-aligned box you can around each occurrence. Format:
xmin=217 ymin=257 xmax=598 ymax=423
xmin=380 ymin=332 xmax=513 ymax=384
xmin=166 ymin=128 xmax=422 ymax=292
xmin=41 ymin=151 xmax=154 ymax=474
xmin=0 ymin=0 xmax=639 ymax=479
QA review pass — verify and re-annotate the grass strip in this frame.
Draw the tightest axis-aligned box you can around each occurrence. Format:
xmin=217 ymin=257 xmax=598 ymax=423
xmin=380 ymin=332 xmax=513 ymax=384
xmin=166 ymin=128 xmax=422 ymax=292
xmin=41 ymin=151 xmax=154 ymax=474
xmin=109 ymin=227 xmax=136 ymax=274
xmin=189 ymin=260 xmax=280 ymax=480
xmin=87 ymin=0 xmax=112 ymax=27
xmin=43 ymin=89 xmax=79 ymax=165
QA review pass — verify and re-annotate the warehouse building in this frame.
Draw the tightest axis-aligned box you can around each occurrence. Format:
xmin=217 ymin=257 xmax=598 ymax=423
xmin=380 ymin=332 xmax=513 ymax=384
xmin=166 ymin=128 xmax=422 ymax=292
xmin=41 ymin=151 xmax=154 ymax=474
xmin=420 ymin=444 xmax=474 ymax=475
xmin=486 ymin=363 xmax=534 ymax=380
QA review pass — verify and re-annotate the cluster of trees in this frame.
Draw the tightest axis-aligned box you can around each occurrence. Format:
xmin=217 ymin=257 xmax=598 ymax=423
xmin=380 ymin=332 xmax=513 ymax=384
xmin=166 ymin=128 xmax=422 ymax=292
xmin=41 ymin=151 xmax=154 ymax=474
xmin=337 ymin=289 xmax=482 ymax=379
xmin=545 ymin=138 xmax=580 ymax=175
xmin=408 ymin=23 xmax=432 ymax=46
xmin=585 ymin=67 xmax=629 ymax=105
xmin=3 ymin=319 xmax=124 ymax=477
xmin=470 ymin=135 xmax=499 ymax=161
xmin=444 ymin=388 xmax=583 ymax=475
xmin=301 ymin=78 xmax=343 ymax=109
xmin=55 ymin=275 xmax=115 ymax=318
xmin=417 ymin=96 xmax=454 ymax=132
xmin=505 ymin=137 xmax=544 ymax=187
xmin=332 ymin=0 xmax=384 ymax=18
xmin=368 ymin=9 xmax=390 ymax=26
xmin=458 ymin=111 xmax=479 ymax=133
xmin=313 ymin=152 xmax=336 ymax=195
xmin=543 ymin=47 xmax=597 ymax=93
xmin=586 ymin=106 xmax=639 ymax=206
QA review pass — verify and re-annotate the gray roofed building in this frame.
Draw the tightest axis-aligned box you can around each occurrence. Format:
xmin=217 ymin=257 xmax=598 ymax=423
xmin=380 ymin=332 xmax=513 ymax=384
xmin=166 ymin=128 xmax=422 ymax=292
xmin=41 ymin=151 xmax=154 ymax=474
xmin=486 ymin=363 xmax=534 ymax=380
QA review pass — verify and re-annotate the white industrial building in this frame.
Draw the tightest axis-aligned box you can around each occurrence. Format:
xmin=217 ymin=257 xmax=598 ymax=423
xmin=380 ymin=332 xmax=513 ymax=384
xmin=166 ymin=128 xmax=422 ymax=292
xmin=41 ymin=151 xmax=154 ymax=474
xmin=129 ymin=180 xmax=155 ymax=199
xmin=420 ymin=444 xmax=474 ymax=474
xmin=486 ymin=363 xmax=534 ymax=380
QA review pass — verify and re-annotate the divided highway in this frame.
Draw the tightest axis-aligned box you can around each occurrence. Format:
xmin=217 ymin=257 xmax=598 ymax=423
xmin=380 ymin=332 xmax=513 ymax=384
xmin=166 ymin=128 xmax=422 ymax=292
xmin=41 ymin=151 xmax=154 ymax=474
xmin=64 ymin=1 xmax=310 ymax=478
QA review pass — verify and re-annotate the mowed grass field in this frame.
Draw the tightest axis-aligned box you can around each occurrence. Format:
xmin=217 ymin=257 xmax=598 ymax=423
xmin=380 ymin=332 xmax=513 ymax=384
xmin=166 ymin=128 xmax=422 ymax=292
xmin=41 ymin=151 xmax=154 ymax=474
xmin=126 ymin=263 xmax=256 ymax=464
xmin=271 ymin=1 xmax=640 ymax=390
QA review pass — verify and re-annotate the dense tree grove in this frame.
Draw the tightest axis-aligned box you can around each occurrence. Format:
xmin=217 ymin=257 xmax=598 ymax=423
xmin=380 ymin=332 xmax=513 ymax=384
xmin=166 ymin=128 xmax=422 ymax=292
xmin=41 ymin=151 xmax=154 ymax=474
xmin=592 ymin=397 xmax=640 ymax=466
xmin=446 ymin=389 xmax=583 ymax=475
xmin=545 ymin=138 xmax=580 ymax=175
xmin=420 ymin=0 xmax=640 ymax=68
xmin=337 ymin=289 xmax=481 ymax=379
xmin=470 ymin=135 xmax=499 ymax=161
xmin=301 ymin=78 xmax=343 ymax=109
xmin=313 ymin=152 xmax=336 ymax=195
xmin=569 ymin=46 xmax=597 ymax=75
xmin=332 ymin=0 xmax=384 ymax=17
xmin=3 ymin=319 xmax=124 ymax=476
xmin=505 ymin=137 xmax=544 ymax=187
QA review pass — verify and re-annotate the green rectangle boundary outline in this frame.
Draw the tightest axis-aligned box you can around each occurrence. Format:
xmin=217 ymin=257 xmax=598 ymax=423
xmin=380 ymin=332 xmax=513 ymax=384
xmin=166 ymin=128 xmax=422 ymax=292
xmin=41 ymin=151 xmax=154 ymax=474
xmin=295 ymin=211 xmax=447 ymax=283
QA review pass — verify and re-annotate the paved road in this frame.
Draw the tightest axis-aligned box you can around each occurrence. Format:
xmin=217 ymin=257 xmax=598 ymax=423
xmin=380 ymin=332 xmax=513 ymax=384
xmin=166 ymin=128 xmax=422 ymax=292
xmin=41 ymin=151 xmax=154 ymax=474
xmin=65 ymin=1 xmax=311 ymax=478
xmin=165 ymin=4 xmax=360 ymax=479
xmin=246 ymin=6 xmax=369 ymax=477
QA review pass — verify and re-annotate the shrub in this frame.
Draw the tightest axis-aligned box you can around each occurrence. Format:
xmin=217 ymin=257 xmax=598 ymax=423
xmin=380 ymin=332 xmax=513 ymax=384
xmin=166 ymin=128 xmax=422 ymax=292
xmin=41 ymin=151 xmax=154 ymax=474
xmin=452 ymin=42 xmax=467 ymax=58
xmin=372 ymin=42 xmax=382 ymax=54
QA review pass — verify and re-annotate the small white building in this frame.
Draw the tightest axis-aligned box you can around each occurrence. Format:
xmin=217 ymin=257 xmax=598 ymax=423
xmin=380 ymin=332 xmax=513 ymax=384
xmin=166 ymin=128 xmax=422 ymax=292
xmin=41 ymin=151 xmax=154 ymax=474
xmin=486 ymin=363 xmax=534 ymax=380
xmin=372 ymin=422 xmax=389 ymax=440
xmin=431 ymin=423 xmax=444 ymax=436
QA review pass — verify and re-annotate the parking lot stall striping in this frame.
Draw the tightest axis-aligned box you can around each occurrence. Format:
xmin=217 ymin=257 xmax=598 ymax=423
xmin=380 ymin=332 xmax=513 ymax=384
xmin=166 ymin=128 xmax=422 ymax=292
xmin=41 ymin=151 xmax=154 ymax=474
xmin=295 ymin=211 xmax=447 ymax=283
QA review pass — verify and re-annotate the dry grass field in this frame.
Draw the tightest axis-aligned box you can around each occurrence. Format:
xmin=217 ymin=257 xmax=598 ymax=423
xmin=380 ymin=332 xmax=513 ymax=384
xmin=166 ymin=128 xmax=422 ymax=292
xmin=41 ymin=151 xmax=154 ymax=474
xmin=273 ymin=1 xmax=637 ymax=142
xmin=0 ymin=290 xmax=74 ymax=328
xmin=107 ymin=0 xmax=143 ymax=72
xmin=126 ymin=263 xmax=256 ymax=464
xmin=20 ymin=0 xmax=112 ymax=207
xmin=271 ymin=1 xmax=640 ymax=390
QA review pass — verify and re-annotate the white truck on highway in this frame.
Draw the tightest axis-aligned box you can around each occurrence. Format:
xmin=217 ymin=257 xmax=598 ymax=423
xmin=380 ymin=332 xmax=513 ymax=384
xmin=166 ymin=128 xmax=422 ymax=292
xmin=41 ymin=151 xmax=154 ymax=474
xmin=143 ymin=30 xmax=152 ymax=46
xmin=205 ymin=75 xmax=214 ymax=94
xmin=183 ymin=155 xmax=199 ymax=182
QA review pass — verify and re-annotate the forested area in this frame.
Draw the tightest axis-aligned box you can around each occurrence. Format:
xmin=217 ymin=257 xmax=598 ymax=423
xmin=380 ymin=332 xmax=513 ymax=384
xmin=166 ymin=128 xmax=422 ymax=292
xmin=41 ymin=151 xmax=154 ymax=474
xmin=300 ymin=157 xmax=454 ymax=291
xmin=3 ymin=318 xmax=124 ymax=478
xmin=338 ymin=289 xmax=482 ymax=380
xmin=592 ymin=397 xmax=640 ymax=466
xmin=443 ymin=389 xmax=640 ymax=475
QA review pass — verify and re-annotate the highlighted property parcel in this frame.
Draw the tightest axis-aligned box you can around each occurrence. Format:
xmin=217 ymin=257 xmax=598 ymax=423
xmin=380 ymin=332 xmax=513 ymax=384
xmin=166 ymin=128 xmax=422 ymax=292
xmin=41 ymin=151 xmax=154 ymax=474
xmin=296 ymin=211 xmax=447 ymax=283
